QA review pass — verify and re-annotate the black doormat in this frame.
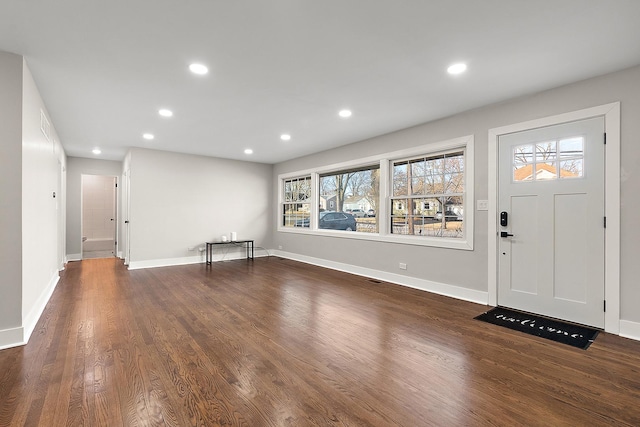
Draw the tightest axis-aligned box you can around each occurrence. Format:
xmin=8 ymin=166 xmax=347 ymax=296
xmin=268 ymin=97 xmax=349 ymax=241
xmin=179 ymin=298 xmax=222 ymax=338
xmin=475 ymin=307 xmax=599 ymax=350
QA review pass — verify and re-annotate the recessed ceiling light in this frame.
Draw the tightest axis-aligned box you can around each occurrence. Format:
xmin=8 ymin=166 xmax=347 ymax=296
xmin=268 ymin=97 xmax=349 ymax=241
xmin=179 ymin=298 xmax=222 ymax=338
xmin=158 ymin=109 xmax=173 ymax=117
xmin=280 ymin=134 xmax=291 ymax=141
xmin=338 ymin=109 xmax=352 ymax=118
xmin=447 ymin=63 xmax=467 ymax=75
xmin=143 ymin=133 xmax=154 ymax=140
xmin=189 ymin=63 xmax=209 ymax=75
xmin=244 ymin=148 xmax=253 ymax=155
xmin=92 ymin=148 xmax=101 ymax=155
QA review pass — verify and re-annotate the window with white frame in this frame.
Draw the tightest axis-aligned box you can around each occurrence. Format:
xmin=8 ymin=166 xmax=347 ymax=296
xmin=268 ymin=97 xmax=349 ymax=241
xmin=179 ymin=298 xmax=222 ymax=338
xmin=319 ymin=165 xmax=379 ymax=233
xmin=282 ymin=176 xmax=311 ymax=228
xmin=277 ymin=135 xmax=473 ymax=249
xmin=512 ymin=136 xmax=584 ymax=182
xmin=391 ymin=150 xmax=465 ymax=238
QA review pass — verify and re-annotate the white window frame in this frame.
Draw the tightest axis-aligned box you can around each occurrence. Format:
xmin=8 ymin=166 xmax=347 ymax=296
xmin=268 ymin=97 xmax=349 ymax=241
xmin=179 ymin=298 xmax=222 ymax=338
xmin=280 ymin=175 xmax=312 ymax=229
xmin=389 ymin=149 xmax=466 ymax=241
xmin=277 ymin=135 xmax=474 ymax=250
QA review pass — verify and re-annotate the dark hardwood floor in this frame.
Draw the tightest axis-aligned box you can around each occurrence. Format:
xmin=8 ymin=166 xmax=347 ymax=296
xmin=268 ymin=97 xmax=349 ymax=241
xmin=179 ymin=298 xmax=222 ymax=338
xmin=1 ymin=257 xmax=639 ymax=426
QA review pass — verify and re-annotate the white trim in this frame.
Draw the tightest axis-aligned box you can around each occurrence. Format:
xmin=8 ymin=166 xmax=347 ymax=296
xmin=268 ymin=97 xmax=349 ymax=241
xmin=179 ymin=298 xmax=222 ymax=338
xmin=281 ymin=135 xmax=473 ymax=179
xmin=1 ymin=272 xmax=62 ymax=350
xmin=127 ymin=252 xmax=267 ymax=270
xmin=273 ymin=250 xmax=488 ymax=305
xmin=619 ymin=320 xmax=640 ymax=342
xmin=487 ymin=102 xmax=620 ymax=333
xmin=66 ymin=253 xmax=82 ymax=262
xmin=128 ymin=255 xmax=208 ymax=270
xmin=80 ymin=173 xmax=118 ymax=263
xmin=23 ymin=272 xmax=60 ymax=343
xmin=0 ymin=327 xmax=25 ymax=350
xmin=277 ymin=135 xmax=474 ymax=251
xmin=278 ymin=226 xmax=474 ymax=250
xmin=603 ymin=104 xmax=621 ymax=334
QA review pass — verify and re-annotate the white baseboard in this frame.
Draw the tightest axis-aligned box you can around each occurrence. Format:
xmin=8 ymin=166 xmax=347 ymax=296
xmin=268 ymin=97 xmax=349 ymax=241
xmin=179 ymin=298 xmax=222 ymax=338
xmin=0 ymin=271 xmax=60 ymax=350
xmin=128 ymin=255 xmax=204 ymax=270
xmin=273 ymin=250 xmax=488 ymax=305
xmin=66 ymin=253 xmax=81 ymax=262
xmin=128 ymin=252 xmax=266 ymax=270
xmin=0 ymin=326 xmax=25 ymax=350
xmin=620 ymin=320 xmax=640 ymax=342
xmin=23 ymin=272 xmax=60 ymax=344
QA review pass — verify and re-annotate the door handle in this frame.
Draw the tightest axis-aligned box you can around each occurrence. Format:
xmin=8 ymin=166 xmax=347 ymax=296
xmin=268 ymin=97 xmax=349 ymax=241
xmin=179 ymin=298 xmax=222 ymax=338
xmin=500 ymin=231 xmax=514 ymax=238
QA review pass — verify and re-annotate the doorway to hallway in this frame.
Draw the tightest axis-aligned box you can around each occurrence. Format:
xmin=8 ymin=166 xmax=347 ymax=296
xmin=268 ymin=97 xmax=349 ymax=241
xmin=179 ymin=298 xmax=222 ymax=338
xmin=81 ymin=174 xmax=117 ymax=259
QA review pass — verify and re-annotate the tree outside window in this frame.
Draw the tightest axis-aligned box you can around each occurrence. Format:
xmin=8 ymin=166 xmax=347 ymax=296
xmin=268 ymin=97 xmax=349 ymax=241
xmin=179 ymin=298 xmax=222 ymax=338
xmin=282 ymin=176 xmax=311 ymax=228
xmin=391 ymin=151 xmax=464 ymax=238
xmin=513 ymin=137 xmax=584 ymax=182
xmin=319 ymin=166 xmax=379 ymax=233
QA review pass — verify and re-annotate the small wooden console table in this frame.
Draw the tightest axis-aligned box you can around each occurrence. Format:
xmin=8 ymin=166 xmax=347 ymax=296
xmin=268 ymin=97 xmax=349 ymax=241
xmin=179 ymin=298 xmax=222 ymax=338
xmin=205 ymin=240 xmax=254 ymax=265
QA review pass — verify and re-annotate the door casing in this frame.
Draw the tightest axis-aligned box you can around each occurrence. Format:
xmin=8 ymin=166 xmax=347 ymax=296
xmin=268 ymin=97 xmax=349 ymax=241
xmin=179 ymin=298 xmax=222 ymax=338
xmin=80 ymin=174 xmax=118 ymax=258
xmin=488 ymin=102 xmax=620 ymax=334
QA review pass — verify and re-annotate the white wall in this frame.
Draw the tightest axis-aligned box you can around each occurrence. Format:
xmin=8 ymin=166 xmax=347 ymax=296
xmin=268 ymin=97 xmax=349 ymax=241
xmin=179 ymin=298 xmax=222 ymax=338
xmin=0 ymin=52 xmax=67 ymax=349
xmin=274 ymin=65 xmax=640 ymax=326
xmin=65 ymin=157 xmax=122 ymax=258
xmin=21 ymin=59 xmax=67 ymax=341
xmin=0 ymin=51 xmax=23 ymax=346
xmin=128 ymin=148 xmax=273 ymax=268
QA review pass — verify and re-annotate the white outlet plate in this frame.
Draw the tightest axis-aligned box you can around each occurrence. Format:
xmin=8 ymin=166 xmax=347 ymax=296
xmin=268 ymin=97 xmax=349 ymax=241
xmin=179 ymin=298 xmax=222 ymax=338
xmin=477 ymin=200 xmax=488 ymax=211
xmin=399 ymin=262 xmax=407 ymax=270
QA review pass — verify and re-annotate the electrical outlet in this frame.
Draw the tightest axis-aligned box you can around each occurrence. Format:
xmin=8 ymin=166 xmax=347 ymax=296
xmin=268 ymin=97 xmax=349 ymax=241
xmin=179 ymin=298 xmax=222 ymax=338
xmin=278 ymin=245 xmax=283 ymax=250
xmin=477 ymin=200 xmax=488 ymax=211
xmin=399 ymin=262 xmax=407 ymax=270
xmin=188 ymin=247 xmax=195 ymax=251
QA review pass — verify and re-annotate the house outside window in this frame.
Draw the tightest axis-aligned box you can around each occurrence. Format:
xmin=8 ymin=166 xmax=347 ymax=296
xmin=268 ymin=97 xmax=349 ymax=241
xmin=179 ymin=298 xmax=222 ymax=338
xmin=391 ymin=151 xmax=464 ymax=238
xmin=319 ymin=166 xmax=379 ymax=233
xmin=277 ymin=135 xmax=473 ymax=250
xmin=282 ymin=176 xmax=311 ymax=228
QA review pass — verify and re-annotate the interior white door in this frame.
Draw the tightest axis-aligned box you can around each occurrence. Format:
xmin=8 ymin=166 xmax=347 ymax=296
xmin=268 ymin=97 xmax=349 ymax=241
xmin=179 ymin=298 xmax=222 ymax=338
xmin=498 ymin=117 xmax=605 ymax=328
xmin=124 ymin=169 xmax=131 ymax=265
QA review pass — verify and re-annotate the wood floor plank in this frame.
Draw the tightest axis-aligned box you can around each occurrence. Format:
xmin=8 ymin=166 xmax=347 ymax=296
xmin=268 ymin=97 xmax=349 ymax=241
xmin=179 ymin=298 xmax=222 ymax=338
xmin=1 ymin=257 xmax=640 ymax=426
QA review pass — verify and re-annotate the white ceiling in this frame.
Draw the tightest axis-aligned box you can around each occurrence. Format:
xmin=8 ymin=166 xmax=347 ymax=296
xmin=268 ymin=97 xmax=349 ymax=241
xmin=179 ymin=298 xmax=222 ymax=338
xmin=1 ymin=1 xmax=639 ymax=164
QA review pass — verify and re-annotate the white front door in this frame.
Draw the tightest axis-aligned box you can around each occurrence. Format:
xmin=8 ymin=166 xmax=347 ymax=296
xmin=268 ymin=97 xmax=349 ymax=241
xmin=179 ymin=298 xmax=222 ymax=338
xmin=498 ymin=117 xmax=605 ymax=328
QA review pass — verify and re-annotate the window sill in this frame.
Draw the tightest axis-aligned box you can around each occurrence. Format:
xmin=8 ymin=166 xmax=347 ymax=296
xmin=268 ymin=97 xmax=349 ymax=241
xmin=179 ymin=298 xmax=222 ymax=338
xmin=277 ymin=226 xmax=473 ymax=250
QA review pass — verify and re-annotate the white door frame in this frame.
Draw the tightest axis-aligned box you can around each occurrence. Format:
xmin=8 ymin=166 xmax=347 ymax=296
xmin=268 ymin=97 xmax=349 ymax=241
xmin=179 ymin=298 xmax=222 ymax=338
xmin=80 ymin=174 xmax=119 ymax=258
xmin=488 ymin=102 xmax=620 ymax=334
xmin=123 ymin=169 xmax=131 ymax=265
